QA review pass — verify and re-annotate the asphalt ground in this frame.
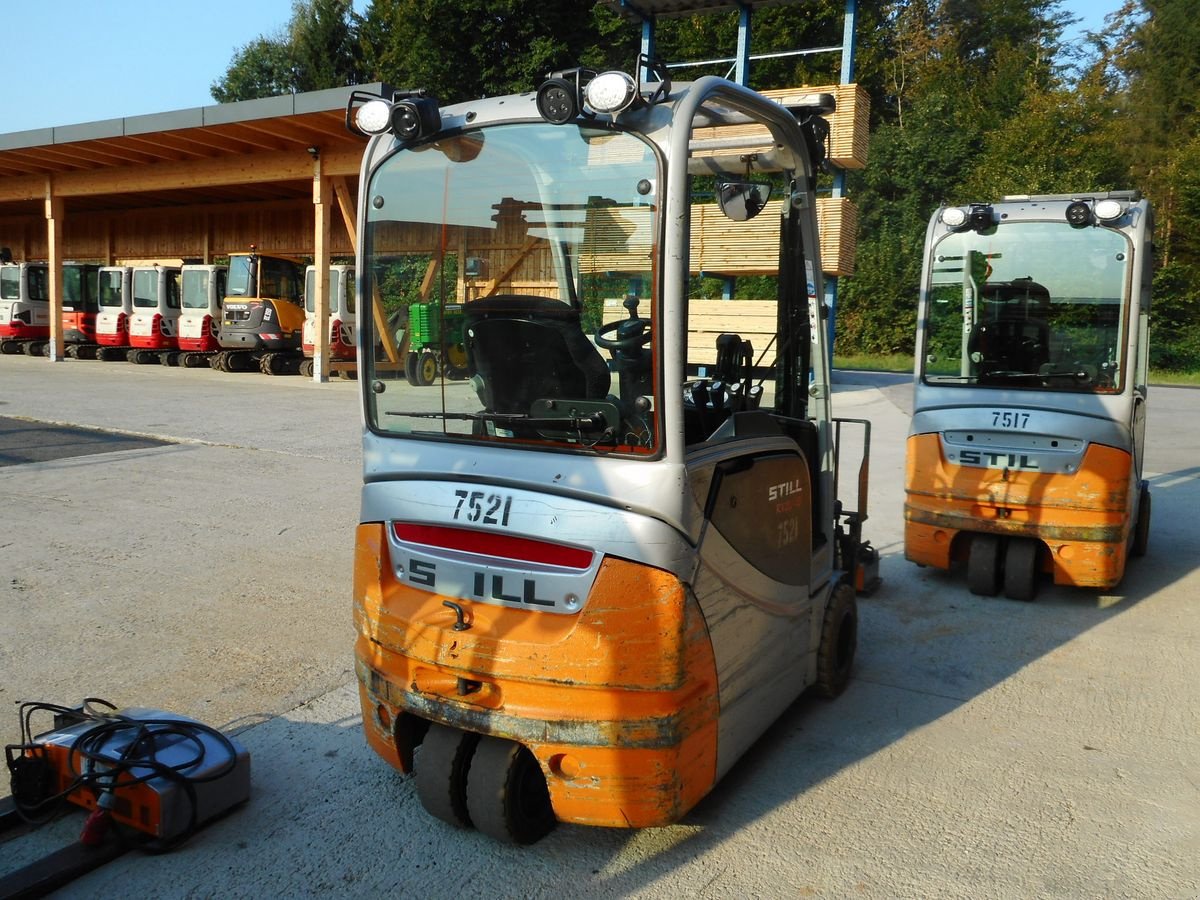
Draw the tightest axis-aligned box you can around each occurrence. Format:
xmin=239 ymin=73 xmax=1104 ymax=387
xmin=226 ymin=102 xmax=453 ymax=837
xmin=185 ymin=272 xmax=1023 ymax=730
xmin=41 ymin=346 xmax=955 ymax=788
xmin=0 ymin=353 xmax=1196 ymax=898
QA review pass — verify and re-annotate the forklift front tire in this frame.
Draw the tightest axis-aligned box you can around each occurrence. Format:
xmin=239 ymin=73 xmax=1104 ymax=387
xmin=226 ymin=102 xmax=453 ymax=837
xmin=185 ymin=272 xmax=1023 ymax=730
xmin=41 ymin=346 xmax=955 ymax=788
xmin=815 ymin=583 xmax=857 ymax=698
xmin=1131 ymin=483 xmax=1151 ymax=558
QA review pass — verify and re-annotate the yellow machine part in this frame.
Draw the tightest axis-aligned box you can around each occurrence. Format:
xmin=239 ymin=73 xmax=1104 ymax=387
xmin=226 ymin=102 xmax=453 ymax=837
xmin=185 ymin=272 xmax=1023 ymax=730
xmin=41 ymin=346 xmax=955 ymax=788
xmin=352 ymin=522 xmax=720 ymax=828
xmin=904 ymin=433 xmax=1135 ymax=588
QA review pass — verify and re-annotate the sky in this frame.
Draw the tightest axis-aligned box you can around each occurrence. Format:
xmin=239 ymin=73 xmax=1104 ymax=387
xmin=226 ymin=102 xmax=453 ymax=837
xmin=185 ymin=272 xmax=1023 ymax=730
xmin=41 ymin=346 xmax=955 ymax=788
xmin=0 ymin=0 xmax=1121 ymax=136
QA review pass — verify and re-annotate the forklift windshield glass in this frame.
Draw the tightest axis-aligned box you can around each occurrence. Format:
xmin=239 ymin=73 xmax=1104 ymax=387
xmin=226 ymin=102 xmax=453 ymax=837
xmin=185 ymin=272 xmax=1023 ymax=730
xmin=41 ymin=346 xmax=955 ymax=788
xmin=923 ymin=221 xmax=1131 ymax=392
xmin=362 ymin=122 xmax=660 ymax=455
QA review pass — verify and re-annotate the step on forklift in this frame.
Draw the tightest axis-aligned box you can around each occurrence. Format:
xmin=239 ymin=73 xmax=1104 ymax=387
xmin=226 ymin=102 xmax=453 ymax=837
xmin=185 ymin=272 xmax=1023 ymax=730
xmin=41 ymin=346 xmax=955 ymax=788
xmin=177 ymin=263 xmax=229 ymax=368
xmin=127 ymin=265 xmax=183 ymax=365
xmin=300 ymin=263 xmax=356 ymax=378
xmin=346 ymin=64 xmax=877 ymax=844
xmin=906 ymin=192 xmax=1154 ymax=600
xmin=213 ymin=247 xmax=306 ymax=375
xmin=94 ymin=266 xmax=134 ymax=361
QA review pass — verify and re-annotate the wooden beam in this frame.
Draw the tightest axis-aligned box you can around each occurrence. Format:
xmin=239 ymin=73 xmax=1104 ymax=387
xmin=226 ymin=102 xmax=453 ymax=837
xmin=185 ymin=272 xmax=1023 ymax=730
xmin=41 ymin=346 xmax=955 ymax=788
xmin=45 ymin=182 xmax=64 ymax=361
xmin=484 ymin=238 xmax=540 ymax=297
xmin=313 ymin=157 xmax=332 ymax=382
xmin=331 ymin=177 xmax=357 ymax=246
xmin=0 ymin=147 xmax=363 ymax=202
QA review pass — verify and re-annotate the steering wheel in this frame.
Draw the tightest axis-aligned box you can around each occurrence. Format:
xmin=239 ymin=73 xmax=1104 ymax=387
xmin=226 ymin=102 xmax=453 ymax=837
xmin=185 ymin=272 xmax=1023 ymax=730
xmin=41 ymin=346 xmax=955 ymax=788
xmin=596 ymin=297 xmax=652 ymax=352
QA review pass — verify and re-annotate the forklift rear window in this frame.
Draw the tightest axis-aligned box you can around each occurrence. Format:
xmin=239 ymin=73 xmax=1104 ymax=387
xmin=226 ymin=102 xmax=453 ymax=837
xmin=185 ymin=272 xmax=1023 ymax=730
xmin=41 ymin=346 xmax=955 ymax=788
xmin=361 ymin=122 xmax=660 ymax=456
xmin=922 ymin=221 xmax=1131 ymax=393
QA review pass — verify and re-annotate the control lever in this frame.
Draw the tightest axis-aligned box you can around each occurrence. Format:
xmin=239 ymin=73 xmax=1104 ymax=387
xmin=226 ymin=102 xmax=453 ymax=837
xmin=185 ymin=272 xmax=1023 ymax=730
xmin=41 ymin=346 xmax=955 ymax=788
xmin=690 ymin=381 xmax=711 ymax=433
xmin=727 ymin=381 xmax=744 ymax=412
xmin=709 ymin=380 xmax=727 ymax=411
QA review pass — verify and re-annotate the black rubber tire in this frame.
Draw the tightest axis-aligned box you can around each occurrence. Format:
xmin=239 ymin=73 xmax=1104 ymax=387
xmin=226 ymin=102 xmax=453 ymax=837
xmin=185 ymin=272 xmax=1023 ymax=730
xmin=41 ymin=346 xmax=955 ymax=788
xmin=814 ymin=583 xmax=858 ymax=698
xmin=416 ymin=350 xmax=439 ymax=386
xmin=26 ymin=341 xmax=47 ymax=356
xmin=967 ymin=534 xmax=1004 ymax=597
xmin=299 ymin=358 xmax=315 ymax=378
xmin=416 ymin=724 xmax=481 ymax=829
xmin=160 ymin=351 xmax=181 ymax=367
xmin=1131 ymin=483 xmax=1151 ymax=558
xmin=404 ymin=351 xmax=420 ymax=386
xmin=0 ymin=340 xmax=22 ymax=354
xmin=126 ymin=349 xmax=140 ymax=363
xmin=1003 ymin=538 xmax=1040 ymax=602
xmin=464 ymin=736 xmax=556 ymax=845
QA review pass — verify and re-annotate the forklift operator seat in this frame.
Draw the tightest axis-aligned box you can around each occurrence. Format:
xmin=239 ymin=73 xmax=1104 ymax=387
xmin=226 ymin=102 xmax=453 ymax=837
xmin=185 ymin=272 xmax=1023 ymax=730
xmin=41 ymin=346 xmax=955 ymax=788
xmin=465 ymin=295 xmax=611 ymax=413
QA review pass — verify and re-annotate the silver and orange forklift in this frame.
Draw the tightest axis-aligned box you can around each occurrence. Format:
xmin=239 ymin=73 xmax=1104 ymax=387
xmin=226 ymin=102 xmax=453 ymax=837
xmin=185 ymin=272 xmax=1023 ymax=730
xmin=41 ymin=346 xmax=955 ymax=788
xmin=347 ymin=64 xmax=877 ymax=843
xmin=906 ymin=192 xmax=1153 ymax=600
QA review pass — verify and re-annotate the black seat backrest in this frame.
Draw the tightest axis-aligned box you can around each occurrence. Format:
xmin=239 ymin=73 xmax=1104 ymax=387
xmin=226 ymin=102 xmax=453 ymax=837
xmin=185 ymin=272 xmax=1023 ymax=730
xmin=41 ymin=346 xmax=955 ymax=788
xmin=464 ymin=295 xmax=611 ymax=413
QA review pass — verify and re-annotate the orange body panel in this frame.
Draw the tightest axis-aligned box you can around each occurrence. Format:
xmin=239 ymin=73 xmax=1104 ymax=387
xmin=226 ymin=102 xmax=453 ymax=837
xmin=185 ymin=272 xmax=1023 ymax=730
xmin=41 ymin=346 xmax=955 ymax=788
xmin=904 ymin=433 xmax=1134 ymax=588
xmin=353 ymin=522 xmax=719 ymax=828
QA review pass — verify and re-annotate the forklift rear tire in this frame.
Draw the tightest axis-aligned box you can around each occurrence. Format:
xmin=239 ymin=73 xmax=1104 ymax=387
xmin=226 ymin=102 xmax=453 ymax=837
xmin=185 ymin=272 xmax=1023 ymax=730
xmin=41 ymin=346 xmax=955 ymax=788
xmin=1003 ymin=538 xmax=1040 ymax=602
xmin=404 ymin=352 xmax=420 ymax=386
xmin=967 ymin=534 xmax=1004 ymax=597
xmin=815 ymin=583 xmax=857 ymax=698
xmin=465 ymin=736 xmax=556 ymax=845
xmin=1131 ymin=483 xmax=1151 ymax=558
xmin=416 ymin=350 xmax=438 ymax=386
xmin=416 ymin=723 xmax=480 ymax=829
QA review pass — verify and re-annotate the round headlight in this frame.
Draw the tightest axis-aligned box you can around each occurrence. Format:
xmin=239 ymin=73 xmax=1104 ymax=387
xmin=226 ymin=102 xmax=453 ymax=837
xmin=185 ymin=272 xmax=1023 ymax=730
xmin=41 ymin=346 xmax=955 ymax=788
xmin=941 ymin=207 xmax=967 ymax=228
xmin=354 ymin=99 xmax=392 ymax=135
xmin=585 ymin=71 xmax=637 ymax=114
xmin=1094 ymin=199 xmax=1124 ymax=221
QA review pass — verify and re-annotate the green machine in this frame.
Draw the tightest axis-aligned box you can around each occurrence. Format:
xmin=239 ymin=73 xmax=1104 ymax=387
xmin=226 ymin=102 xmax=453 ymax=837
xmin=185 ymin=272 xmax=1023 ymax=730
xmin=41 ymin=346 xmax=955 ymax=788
xmin=404 ymin=300 xmax=468 ymax=385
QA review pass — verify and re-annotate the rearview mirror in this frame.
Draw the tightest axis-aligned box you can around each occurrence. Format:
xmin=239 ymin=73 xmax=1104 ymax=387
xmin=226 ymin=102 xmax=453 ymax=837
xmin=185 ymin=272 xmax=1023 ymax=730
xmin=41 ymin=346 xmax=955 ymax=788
xmin=717 ymin=181 xmax=772 ymax=222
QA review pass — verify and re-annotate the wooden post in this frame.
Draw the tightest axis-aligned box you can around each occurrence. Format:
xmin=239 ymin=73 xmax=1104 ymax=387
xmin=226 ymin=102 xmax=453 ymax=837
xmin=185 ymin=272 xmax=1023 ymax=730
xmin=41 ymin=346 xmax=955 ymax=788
xmin=333 ymin=175 xmax=400 ymax=365
xmin=313 ymin=153 xmax=332 ymax=382
xmin=45 ymin=181 xmax=64 ymax=362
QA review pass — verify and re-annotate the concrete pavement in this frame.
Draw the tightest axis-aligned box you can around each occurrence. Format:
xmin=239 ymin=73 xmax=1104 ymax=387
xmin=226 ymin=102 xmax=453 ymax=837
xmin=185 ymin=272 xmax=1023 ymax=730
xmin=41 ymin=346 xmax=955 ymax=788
xmin=0 ymin=353 xmax=1196 ymax=898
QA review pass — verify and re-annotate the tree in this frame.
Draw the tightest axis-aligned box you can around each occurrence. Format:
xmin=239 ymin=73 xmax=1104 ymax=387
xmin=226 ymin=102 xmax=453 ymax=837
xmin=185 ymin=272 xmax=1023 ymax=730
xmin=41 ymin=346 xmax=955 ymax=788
xmin=211 ymin=35 xmax=297 ymax=103
xmin=356 ymin=0 xmax=628 ymax=103
xmin=211 ymin=0 xmax=360 ymax=102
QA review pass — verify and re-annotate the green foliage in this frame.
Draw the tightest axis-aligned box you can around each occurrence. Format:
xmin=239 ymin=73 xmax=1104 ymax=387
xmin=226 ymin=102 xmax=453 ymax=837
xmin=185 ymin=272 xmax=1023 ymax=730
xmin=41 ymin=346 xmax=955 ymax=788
xmin=209 ymin=0 xmax=1200 ymax=370
xmin=211 ymin=0 xmax=360 ymax=101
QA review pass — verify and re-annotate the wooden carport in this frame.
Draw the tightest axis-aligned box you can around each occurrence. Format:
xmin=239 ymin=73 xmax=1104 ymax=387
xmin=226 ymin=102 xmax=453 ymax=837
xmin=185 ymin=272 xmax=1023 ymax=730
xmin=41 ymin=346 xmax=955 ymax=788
xmin=0 ymin=83 xmax=393 ymax=380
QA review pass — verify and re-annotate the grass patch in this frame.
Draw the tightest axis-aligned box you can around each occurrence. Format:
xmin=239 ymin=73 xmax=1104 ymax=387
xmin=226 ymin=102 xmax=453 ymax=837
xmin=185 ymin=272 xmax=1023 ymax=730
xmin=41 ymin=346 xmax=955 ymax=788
xmin=1149 ymin=369 xmax=1200 ymax=386
xmin=833 ymin=353 xmax=1199 ymax=386
xmin=833 ymin=353 xmax=913 ymax=373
